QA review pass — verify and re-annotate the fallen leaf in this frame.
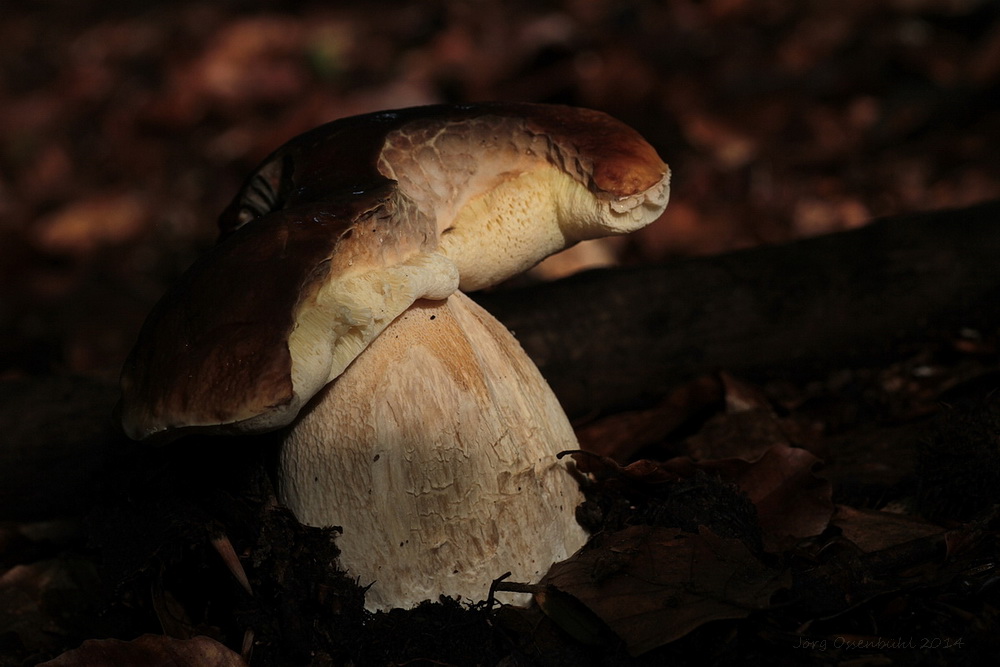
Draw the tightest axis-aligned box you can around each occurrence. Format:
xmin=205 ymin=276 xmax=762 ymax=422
xmin=684 ymin=407 xmax=792 ymax=461
xmin=685 ymin=373 xmax=815 ymax=461
xmin=575 ymin=375 xmax=722 ymax=463
xmin=32 ymin=193 xmax=149 ymax=256
xmin=0 ymin=556 xmax=101 ymax=656
xmin=542 ymin=525 xmax=790 ymax=655
xmin=728 ymin=445 xmax=833 ymax=552
xmin=570 ymin=445 xmax=834 ymax=551
xmin=38 ymin=634 xmax=247 ymax=667
xmin=832 ymin=506 xmax=944 ymax=553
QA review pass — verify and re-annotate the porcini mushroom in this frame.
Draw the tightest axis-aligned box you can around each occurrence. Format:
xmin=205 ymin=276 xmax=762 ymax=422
xmin=119 ymin=103 xmax=669 ymax=610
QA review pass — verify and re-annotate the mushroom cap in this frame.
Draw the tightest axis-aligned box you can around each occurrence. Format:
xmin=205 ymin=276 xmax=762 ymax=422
xmin=222 ymin=102 xmax=669 ymax=289
xmin=120 ymin=186 xmax=457 ymax=439
xmin=120 ymin=103 xmax=668 ymax=439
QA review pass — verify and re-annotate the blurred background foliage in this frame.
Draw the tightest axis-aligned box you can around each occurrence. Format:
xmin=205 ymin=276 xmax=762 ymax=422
xmin=2 ymin=0 xmax=999 ymax=378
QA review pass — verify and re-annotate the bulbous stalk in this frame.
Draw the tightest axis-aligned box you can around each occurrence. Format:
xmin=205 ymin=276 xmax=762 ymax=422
xmin=278 ymin=291 xmax=587 ymax=610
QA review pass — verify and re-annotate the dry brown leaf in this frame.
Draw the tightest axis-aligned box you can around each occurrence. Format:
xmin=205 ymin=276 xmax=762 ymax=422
xmin=571 ymin=445 xmax=833 ymax=551
xmin=574 ymin=375 xmax=722 ymax=462
xmin=542 ymin=525 xmax=790 ymax=655
xmin=38 ymin=634 xmax=247 ymax=667
xmin=685 ymin=373 xmax=816 ymax=461
xmin=0 ymin=556 xmax=101 ymax=656
xmin=727 ymin=445 xmax=833 ymax=552
xmin=32 ymin=193 xmax=149 ymax=256
xmin=832 ymin=505 xmax=945 ymax=553
xmin=684 ymin=407 xmax=792 ymax=461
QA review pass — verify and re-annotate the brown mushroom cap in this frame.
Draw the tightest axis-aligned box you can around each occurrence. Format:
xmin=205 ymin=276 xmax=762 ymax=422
xmin=223 ymin=103 xmax=669 ymax=289
xmin=220 ymin=103 xmax=666 ymax=234
xmin=120 ymin=103 xmax=668 ymax=440
xmin=120 ymin=185 xmax=456 ymax=439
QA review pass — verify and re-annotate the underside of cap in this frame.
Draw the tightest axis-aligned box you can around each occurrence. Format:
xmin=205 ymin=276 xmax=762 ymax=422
xmin=431 ymin=161 xmax=668 ymax=291
xmin=286 ymin=251 xmax=458 ymax=407
xmin=377 ymin=105 xmax=670 ymax=290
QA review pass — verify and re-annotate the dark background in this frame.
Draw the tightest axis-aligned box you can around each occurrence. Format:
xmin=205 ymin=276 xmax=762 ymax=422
xmin=2 ymin=0 xmax=999 ymax=382
xmin=4 ymin=3 xmax=1000 ymax=665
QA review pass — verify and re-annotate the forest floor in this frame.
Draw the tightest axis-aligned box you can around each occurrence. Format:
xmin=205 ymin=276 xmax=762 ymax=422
xmin=2 ymin=1 xmax=1000 ymax=665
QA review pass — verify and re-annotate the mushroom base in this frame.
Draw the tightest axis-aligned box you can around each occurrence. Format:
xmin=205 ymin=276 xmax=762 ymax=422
xmin=278 ymin=292 xmax=587 ymax=611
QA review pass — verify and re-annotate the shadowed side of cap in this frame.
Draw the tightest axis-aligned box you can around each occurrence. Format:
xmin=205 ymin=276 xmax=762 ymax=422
xmin=120 ymin=207 xmax=348 ymax=439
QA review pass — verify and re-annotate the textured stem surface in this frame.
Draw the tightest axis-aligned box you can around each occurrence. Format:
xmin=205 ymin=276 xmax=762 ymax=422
xmin=279 ymin=292 xmax=586 ymax=610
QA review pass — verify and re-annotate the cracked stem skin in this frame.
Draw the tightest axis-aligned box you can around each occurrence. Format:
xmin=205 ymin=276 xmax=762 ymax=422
xmin=279 ymin=292 xmax=586 ymax=611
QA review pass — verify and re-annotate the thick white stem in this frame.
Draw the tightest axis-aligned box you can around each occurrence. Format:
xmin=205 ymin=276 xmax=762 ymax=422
xmin=278 ymin=291 xmax=587 ymax=610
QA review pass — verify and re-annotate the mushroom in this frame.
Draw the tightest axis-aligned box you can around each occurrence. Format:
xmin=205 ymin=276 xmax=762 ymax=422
xmin=119 ymin=103 xmax=669 ymax=610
